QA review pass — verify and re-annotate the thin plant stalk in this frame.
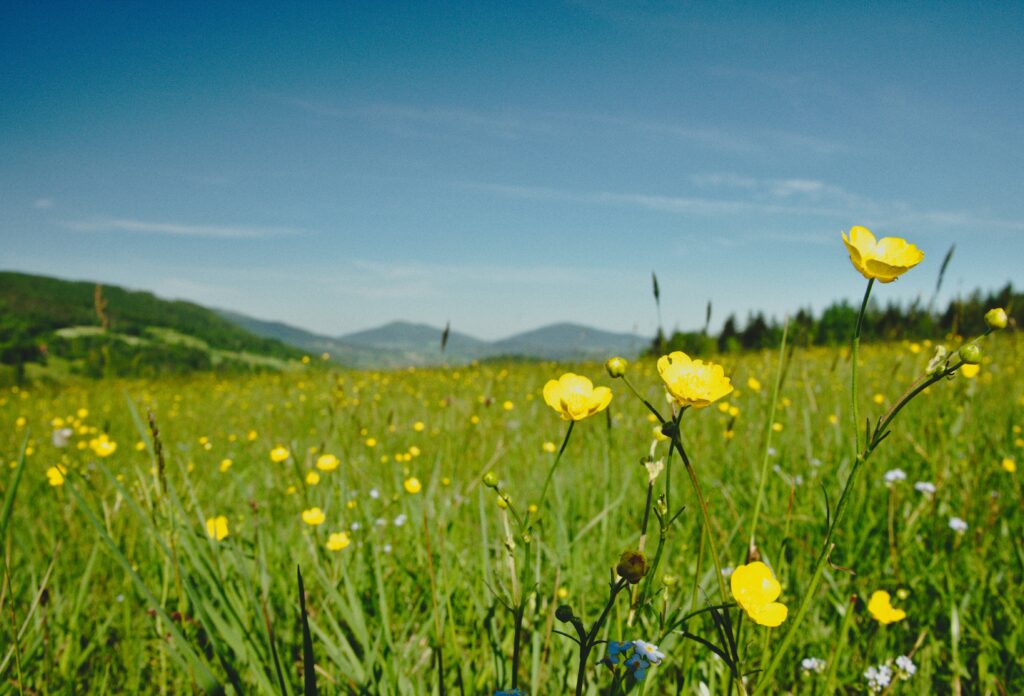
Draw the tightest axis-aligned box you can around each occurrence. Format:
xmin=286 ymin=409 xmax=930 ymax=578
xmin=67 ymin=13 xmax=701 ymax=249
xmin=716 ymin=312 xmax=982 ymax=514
xmin=748 ymin=318 xmax=789 ymax=555
xmin=535 ymin=420 xmax=575 ymax=514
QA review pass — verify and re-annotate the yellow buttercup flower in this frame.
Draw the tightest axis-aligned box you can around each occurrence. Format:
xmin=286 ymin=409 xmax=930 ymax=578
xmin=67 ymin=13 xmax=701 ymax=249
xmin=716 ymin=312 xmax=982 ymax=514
xmin=867 ymin=590 xmax=906 ymax=624
xmin=1001 ymin=457 xmax=1016 ymax=473
xmin=46 ymin=465 xmax=67 ymax=487
xmin=960 ymin=363 xmax=980 ymax=379
xmin=326 ymin=531 xmax=351 ymax=551
xmin=542 ymin=373 xmax=613 ymax=421
xmin=89 ymin=434 xmax=117 ymax=457
xmin=269 ymin=445 xmax=290 ymax=463
xmin=301 ymin=507 xmax=326 ymax=526
xmin=206 ymin=515 xmax=229 ymax=541
xmin=657 ymin=352 xmax=733 ymax=409
xmin=842 ymin=226 xmax=924 ymax=283
xmin=404 ymin=477 xmax=422 ymax=494
xmin=730 ymin=561 xmax=788 ymax=627
xmin=316 ymin=453 xmax=340 ymax=471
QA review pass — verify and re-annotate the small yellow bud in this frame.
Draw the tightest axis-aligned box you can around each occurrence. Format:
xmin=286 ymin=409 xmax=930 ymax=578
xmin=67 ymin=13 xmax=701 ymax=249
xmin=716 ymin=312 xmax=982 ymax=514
xmin=605 ymin=356 xmax=628 ymax=378
xmin=483 ymin=472 xmax=499 ymax=488
xmin=985 ymin=307 xmax=1008 ymax=330
xmin=496 ymin=495 xmax=509 ymax=509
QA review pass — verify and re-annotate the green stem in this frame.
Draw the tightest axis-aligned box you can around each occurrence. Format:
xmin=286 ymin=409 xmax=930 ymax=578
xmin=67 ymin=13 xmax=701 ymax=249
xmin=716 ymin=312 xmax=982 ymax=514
xmin=748 ymin=318 xmax=789 ymax=553
xmin=536 ymin=421 xmax=575 ymax=514
xmin=851 ymin=279 xmax=874 ymax=457
xmin=620 ymin=375 xmax=667 ymax=424
xmin=575 ymin=579 xmax=629 ymax=696
xmin=670 ymin=433 xmax=728 ymax=603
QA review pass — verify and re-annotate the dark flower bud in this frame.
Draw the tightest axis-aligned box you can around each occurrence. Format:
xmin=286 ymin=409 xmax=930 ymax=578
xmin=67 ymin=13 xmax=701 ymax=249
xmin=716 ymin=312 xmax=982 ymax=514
xmin=616 ymin=549 xmax=649 ymax=584
xmin=555 ymin=604 xmax=575 ymax=622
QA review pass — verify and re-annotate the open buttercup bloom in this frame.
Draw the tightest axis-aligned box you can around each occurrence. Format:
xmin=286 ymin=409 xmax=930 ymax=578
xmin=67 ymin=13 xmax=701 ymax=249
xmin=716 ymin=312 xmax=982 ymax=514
xmin=842 ymin=226 xmax=924 ymax=283
xmin=730 ymin=561 xmax=788 ymax=627
xmin=205 ymin=515 xmax=229 ymax=541
xmin=867 ymin=590 xmax=906 ymax=624
xmin=657 ymin=351 xmax=733 ymax=408
xmin=542 ymin=372 xmax=612 ymax=421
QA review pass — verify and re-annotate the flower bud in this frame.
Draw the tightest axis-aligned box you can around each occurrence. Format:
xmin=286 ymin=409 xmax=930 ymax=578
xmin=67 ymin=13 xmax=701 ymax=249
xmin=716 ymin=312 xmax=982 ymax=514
xmin=605 ymin=356 xmax=628 ymax=378
xmin=926 ymin=345 xmax=948 ymax=376
xmin=616 ymin=549 xmax=649 ymax=584
xmin=496 ymin=495 xmax=509 ymax=509
xmin=985 ymin=307 xmax=1008 ymax=330
xmin=555 ymin=604 xmax=575 ymax=622
xmin=662 ymin=573 xmax=679 ymax=587
xmin=959 ymin=344 xmax=982 ymax=365
xmin=483 ymin=472 xmax=499 ymax=489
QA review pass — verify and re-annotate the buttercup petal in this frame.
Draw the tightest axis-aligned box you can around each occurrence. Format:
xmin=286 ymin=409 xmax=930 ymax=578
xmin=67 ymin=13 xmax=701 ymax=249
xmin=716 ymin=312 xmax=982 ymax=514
xmin=750 ymin=602 xmax=788 ymax=627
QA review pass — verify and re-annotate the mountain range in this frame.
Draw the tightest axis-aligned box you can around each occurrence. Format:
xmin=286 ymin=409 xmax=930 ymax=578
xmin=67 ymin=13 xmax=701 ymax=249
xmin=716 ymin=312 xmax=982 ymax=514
xmin=0 ymin=270 xmax=650 ymax=375
xmin=217 ymin=310 xmax=649 ymax=368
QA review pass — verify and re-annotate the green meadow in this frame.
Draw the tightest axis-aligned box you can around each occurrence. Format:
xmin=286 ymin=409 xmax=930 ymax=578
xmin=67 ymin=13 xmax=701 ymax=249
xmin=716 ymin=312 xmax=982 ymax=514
xmin=2 ymin=323 xmax=1021 ymax=694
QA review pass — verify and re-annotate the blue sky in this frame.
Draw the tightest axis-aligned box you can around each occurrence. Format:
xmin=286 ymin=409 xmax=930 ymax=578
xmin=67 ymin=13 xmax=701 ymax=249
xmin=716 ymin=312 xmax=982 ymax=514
xmin=2 ymin=1 xmax=1022 ymax=340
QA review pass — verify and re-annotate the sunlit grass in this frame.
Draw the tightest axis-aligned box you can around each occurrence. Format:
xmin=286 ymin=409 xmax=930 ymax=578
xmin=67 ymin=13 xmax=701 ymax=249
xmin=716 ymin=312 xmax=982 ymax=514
xmin=1 ymin=324 xmax=1020 ymax=693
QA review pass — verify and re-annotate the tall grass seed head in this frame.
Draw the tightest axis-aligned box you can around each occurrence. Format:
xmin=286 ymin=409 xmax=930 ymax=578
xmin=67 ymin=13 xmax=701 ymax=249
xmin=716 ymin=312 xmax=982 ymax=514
xmin=842 ymin=226 xmax=924 ymax=283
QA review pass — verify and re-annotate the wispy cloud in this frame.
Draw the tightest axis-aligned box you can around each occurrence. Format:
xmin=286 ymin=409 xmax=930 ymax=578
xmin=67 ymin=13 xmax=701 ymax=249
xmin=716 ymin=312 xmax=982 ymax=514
xmin=467 ymin=177 xmax=1024 ymax=235
xmin=286 ymin=97 xmax=844 ymax=155
xmin=289 ymin=99 xmax=545 ymax=141
xmin=33 ymin=198 xmax=54 ymax=209
xmin=64 ymin=217 xmax=303 ymax=239
xmin=465 ymin=181 xmax=846 ymax=218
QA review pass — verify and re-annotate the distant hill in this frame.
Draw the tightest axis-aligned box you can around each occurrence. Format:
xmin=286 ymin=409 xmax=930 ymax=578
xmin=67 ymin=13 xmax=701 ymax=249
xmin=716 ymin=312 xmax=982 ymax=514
xmin=0 ymin=271 xmax=305 ymax=380
xmin=489 ymin=322 xmax=647 ymax=360
xmin=0 ymin=270 xmax=651 ymax=379
xmin=339 ymin=321 xmax=495 ymax=361
xmin=219 ymin=311 xmax=650 ymax=367
xmin=215 ymin=310 xmax=411 ymax=369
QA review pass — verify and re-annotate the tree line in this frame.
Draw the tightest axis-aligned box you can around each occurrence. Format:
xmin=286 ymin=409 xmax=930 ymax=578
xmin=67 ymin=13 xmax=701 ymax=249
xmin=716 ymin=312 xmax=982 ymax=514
xmin=650 ymin=283 xmax=1019 ymax=356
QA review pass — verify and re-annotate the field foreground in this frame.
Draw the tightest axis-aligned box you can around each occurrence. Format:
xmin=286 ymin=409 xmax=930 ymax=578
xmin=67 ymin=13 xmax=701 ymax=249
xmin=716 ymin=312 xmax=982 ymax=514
xmin=2 ymin=336 xmax=1022 ymax=694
